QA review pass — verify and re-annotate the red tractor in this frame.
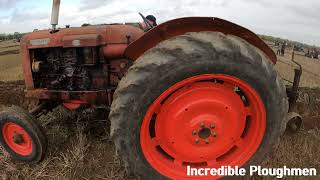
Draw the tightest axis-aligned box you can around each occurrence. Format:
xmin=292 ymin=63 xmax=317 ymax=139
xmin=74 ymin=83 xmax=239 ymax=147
xmin=0 ymin=0 xmax=302 ymax=179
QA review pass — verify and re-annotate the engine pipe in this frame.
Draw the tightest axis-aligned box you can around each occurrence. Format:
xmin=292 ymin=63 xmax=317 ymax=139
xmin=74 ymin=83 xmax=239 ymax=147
xmin=51 ymin=0 xmax=61 ymax=31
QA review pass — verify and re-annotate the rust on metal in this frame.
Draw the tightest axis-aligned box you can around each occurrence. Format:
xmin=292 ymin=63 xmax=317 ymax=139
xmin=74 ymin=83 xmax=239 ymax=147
xmin=20 ymin=24 xmax=144 ymax=89
xmin=103 ymin=44 xmax=128 ymax=59
xmin=125 ymin=17 xmax=277 ymax=64
xmin=62 ymin=34 xmax=102 ymax=47
xmin=26 ymin=89 xmax=110 ymax=105
xmin=21 ymin=25 xmax=143 ymax=49
xmin=20 ymin=40 xmax=34 ymax=89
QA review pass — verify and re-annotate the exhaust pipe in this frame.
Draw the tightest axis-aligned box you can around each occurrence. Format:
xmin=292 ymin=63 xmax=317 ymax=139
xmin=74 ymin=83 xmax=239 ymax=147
xmin=51 ymin=0 xmax=61 ymax=31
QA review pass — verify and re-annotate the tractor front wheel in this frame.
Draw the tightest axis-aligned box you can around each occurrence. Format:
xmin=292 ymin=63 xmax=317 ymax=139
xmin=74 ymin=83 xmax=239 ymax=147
xmin=110 ymin=32 xmax=288 ymax=179
xmin=0 ymin=106 xmax=47 ymax=163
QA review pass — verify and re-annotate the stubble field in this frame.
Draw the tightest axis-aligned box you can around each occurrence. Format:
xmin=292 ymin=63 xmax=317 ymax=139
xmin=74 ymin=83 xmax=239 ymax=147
xmin=0 ymin=40 xmax=319 ymax=180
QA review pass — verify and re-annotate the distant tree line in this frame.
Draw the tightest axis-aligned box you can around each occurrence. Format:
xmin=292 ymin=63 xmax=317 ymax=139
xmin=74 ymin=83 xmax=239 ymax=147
xmin=258 ymin=34 xmax=319 ymax=52
xmin=81 ymin=23 xmax=91 ymax=27
xmin=0 ymin=32 xmax=27 ymax=41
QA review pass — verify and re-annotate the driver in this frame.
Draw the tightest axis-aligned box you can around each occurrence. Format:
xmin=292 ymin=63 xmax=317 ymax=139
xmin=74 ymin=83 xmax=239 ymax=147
xmin=140 ymin=14 xmax=157 ymax=31
xmin=146 ymin=15 xmax=157 ymax=26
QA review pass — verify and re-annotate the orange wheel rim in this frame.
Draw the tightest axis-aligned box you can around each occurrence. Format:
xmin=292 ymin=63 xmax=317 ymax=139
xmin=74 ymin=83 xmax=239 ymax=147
xmin=2 ymin=122 xmax=33 ymax=156
xmin=140 ymin=74 xmax=266 ymax=179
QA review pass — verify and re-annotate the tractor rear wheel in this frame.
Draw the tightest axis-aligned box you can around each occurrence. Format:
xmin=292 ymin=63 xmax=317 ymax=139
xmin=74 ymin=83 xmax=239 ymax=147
xmin=110 ymin=32 xmax=288 ymax=179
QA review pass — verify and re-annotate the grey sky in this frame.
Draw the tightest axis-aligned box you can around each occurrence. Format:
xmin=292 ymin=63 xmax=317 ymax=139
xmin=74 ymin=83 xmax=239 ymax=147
xmin=0 ymin=0 xmax=319 ymax=46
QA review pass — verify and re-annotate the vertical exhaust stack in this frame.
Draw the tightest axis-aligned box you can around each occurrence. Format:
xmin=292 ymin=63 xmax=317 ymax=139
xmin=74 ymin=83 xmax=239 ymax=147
xmin=51 ymin=0 xmax=61 ymax=31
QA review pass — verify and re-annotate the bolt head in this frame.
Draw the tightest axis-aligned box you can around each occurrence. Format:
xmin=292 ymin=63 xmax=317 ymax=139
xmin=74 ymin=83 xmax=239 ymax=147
xmin=195 ymin=138 xmax=200 ymax=143
xmin=210 ymin=124 xmax=215 ymax=129
xmin=192 ymin=130 xmax=197 ymax=135
xmin=200 ymin=122 xmax=205 ymax=128
xmin=212 ymin=131 xmax=217 ymax=137
xmin=205 ymin=139 xmax=209 ymax=144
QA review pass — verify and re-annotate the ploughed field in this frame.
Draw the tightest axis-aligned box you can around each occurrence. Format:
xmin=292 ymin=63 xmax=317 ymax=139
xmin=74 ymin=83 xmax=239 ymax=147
xmin=0 ymin=41 xmax=319 ymax=179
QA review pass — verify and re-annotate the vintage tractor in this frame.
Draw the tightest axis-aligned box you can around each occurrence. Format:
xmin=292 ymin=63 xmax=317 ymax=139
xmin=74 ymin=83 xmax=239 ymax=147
xmin=0 ymin=0 xmax=303 ymax=179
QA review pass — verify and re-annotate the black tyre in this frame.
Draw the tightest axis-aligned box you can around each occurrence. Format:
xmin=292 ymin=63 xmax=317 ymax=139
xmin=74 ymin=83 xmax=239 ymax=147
xmin=0 ymin=106 xmax=47 ymax=162
xmin=109 ymin=32 xmax=288 ymax=179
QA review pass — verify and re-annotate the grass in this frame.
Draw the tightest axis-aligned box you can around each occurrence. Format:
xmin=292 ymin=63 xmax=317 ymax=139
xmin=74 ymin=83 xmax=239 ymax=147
xmin=0 ymin=42 xmax=22 ymax=81
xmin=263 ymin=129 xmax=320 ymax=179
xmin=0 ymin=106 xmax=126 ymax=180
xmin=0 ymin=54 xmax=23 ymax=81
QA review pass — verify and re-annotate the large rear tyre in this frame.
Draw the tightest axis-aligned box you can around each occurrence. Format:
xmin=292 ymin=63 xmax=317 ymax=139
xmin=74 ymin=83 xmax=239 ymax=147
xmin=0 ymin=106 xmax=47 ymax=163
xmin=110 ymin=32 xmax=288 ymax=179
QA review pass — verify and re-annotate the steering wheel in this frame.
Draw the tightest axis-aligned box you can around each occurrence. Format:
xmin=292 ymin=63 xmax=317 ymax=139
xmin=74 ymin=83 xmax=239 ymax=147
xmin=139 ymin=12 xmax=153 ymax=30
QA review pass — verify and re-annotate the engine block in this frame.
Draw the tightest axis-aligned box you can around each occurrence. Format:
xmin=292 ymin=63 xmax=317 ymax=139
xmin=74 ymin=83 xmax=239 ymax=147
xmin=30 ymin=47 xmax=107 ymax=91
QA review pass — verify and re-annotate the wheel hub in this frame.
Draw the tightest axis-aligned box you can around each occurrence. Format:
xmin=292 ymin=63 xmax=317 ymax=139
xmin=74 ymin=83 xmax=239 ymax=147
xmin=193 ymin=123 xmax=217 ymax=144
xmin=13 ymin=132 xmax=25 ymax=144
xmin=2 ymin=122 xmax=33 ymax=156
xmin=154 ymin=82 xmax=247 ymax=160
xmin=198 ymin=127 xmax=211 ymax=139
xmin=140 ymin=74 xmax=266 ymax=179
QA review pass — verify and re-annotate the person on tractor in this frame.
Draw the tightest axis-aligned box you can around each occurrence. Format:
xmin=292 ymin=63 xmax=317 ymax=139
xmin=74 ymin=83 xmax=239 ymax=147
xmin=281 ymin=42 xmax=286 ymax=56
xmin=146 ymin=15 xmax=157 ymax=26
xmin=139 ymin=14 xmax=157 ymax=31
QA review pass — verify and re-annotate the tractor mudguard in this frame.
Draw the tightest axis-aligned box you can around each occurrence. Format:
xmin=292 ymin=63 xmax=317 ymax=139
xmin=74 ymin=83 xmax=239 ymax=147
xmin=125 ymin=17 xmax=277 ymax=64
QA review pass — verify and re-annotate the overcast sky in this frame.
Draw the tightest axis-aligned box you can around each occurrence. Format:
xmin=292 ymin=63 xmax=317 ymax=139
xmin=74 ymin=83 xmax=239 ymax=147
xmin=0 ymin=0 xmax=319 ymax=46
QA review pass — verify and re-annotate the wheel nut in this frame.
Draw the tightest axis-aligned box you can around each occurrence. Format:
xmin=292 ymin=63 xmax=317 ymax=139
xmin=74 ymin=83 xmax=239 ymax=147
xmin=212 ymin=131 xmax=217 ymax=137
xmin=192 ymin=130 xmax=197 ymax=135
xmin=210 ymin=124 xmax=215 ymax=129
xmin=195 ymin=138 xmax=200 ymax=144
xmin=205 ymin=139 xmax=209 ymax=144
xmin=200 ymin=122 xmax=205 ymax=128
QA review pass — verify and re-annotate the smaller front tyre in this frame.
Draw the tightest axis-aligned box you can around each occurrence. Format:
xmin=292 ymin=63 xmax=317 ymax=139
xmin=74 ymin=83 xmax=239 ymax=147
xmin=0 ymin=106 xmax=47 ymax=163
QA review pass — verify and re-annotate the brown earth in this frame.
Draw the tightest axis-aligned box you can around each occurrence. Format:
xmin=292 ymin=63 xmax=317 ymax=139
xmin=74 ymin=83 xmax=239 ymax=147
xmin=0 ymin=81 xmax=26 ymax=109
xmin=0 ymin=81 xmax=319 ymax=179
xmin=0 ymin=50 xmax=19 ymax=56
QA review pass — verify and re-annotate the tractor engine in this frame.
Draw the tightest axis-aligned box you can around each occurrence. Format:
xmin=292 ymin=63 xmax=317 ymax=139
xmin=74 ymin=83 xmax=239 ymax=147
xmin=30 ymin=47 xmax=106 ymax=91
xmin=20 ymin=23 xmax=144 ymax=105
